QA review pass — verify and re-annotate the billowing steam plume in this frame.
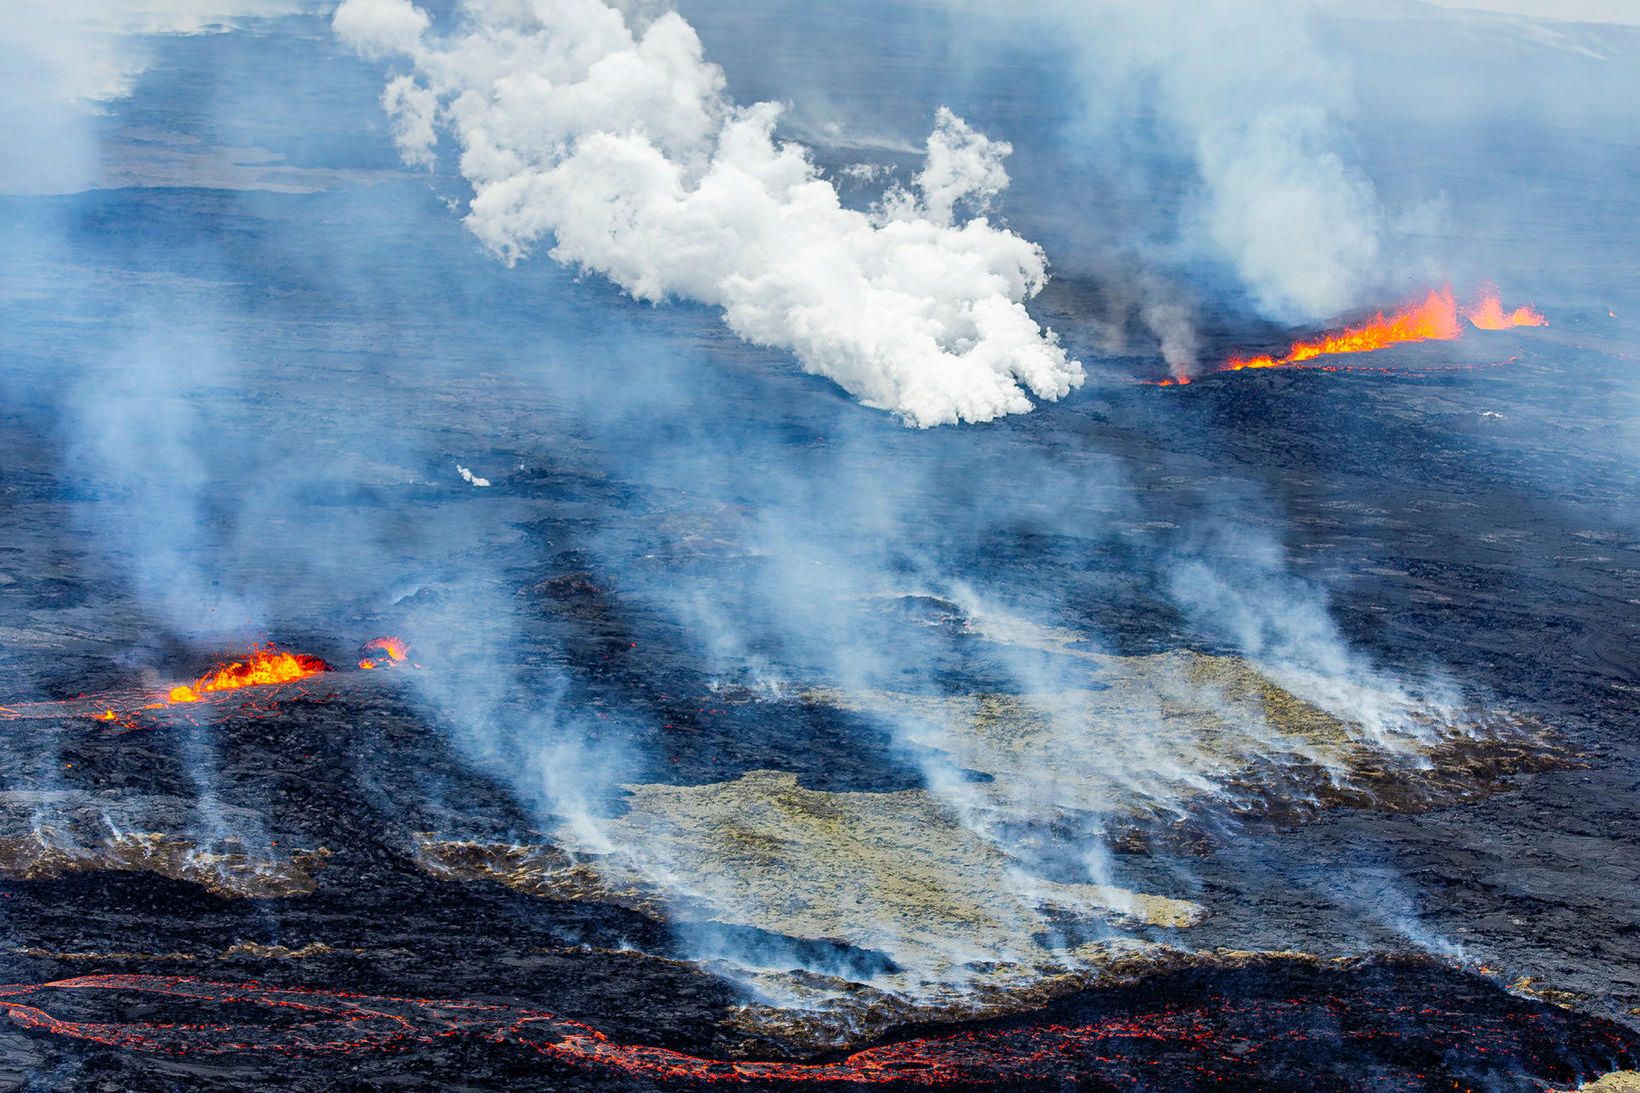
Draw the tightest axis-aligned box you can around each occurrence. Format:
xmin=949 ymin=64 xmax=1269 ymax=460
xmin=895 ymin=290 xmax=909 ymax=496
xmin=333 ymin=0 xmax=1084 ymax=426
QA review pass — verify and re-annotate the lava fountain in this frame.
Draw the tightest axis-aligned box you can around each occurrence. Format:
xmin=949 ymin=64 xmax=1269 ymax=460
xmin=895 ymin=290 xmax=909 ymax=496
xmin=1466 ymin=291 xmax=1549 ymax=330
xmin=358 ymin=636 xmax=409 ymax=670
xmin=165 ymin=646 xmax=329 ymax=704
xmin=1225 ymin=289 xmax=1463 ymax=372
xmin=0 ymin=644 xmax=334 ymax=729
xmin=1160 ymin=288 xmax=1550 ymax=384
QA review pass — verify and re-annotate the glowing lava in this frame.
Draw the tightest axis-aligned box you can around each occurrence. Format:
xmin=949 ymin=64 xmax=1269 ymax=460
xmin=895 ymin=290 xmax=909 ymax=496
xmin=1 ymin=643 xmax=355 ymax=731
xmin=0 ymin=967 xmax=1634 ymax=1088
xmin=164 ymin=647 xmax=327 ymax=706
xmin=1465 ymin=291 xmax=1548 ymax=330
xmin=1227 ymin=289 xmax=1464 ymax=372
xmin=359 ymin=637 xmax=409 ymax=671
xmin=1202 ymin=288 xmax=1548 ymax=380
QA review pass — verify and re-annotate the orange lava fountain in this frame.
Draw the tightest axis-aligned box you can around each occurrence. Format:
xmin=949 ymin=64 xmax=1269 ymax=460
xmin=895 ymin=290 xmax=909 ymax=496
xmin=1199 ymin=288 xmax=1548 ymax=381
xmin=2 ymin=643 xmax=352 ymax=731
xmin=1226 ymin=289 xmax=1464 ymax=372
xmin=165 ymin=647 xmax=328 ymax=705
xmin=359 ymin=636 xmax=409 ymax=671
xmin=1464 ymin=292 xmax=1548 ymax=330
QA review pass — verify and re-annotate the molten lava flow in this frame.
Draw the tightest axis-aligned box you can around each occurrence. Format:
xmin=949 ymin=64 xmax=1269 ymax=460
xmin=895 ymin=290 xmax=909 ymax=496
xmin=1465 ymin=291 xmax=1548 ymax=330
xmin=359 ymin=636 xmax=409 ymax=670
xmin=196 ymin=648 xmax=327 ymax=692
xmin=2 ymin=644 xmax=338 ymax=731
xmin=1197 ymin=288 xmax=1549 ymax=381
xmin=164 ymin=646 xmax=328 ymax=707
xmin=1227 ymin=289 xmax=1463 ymax=372
xmin=0 ymin=967 xmax=1634 ymax=1088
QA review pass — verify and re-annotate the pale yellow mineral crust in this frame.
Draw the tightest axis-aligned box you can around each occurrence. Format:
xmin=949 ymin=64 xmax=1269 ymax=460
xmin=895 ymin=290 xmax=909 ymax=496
xmin=419 ymin=769 xmax=1201 ymax=961
xmin=804 ymin=649 xmax=1567 ymax=846
xmin=412 ymin=646 xmax=1568 ymax=1055
xmin=1572 ymin=1074 xmax=1640 ymax=1092
xmin=0 ymin=829 xmax=331 ymax=899
xmin=416 ymin=764 xmax=1207 ymax=1054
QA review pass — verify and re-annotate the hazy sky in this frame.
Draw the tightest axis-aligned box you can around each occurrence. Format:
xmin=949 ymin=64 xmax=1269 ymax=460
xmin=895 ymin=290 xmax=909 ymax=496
xmin=1429 ymin=0 xmax=1640 ymax=25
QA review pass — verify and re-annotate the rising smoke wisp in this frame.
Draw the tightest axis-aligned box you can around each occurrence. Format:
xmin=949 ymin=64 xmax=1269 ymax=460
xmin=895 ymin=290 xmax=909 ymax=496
xmin=1028 ymin=0 xmax=1396 ymax=323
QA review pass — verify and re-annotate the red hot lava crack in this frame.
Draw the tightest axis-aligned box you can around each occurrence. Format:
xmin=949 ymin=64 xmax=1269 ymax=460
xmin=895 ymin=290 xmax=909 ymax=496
xmin=1 ymin=972 xmax=1632 ymax=1088
xmin=0 ymin=638 xmax=410 ymax=733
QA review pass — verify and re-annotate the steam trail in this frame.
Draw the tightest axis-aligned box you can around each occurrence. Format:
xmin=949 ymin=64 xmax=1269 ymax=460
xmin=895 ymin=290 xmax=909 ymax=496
xmin=333 ymin=0 xmax=1083 ymax=426
xmin=1038 ymin=0 xmax=1391 ymax=323
xmin=0 ymin=0 xmax=309 ymax=193
xmin=921 ymin=0 xmax=1400 ymax=370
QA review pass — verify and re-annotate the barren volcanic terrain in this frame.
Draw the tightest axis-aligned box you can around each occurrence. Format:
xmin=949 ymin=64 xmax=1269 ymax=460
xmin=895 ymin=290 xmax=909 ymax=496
xmin=2 ymin=0 xmax=1638 ymax=1089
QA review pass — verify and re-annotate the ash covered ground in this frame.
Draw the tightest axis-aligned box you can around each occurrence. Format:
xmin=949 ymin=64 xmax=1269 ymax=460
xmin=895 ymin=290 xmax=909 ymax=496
xmin=2 ymin=1 xmax=1639 ymax=1090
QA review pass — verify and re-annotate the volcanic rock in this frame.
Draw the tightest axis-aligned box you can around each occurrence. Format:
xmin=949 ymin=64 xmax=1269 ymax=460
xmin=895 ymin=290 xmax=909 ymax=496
xmin=416 ymin=768 xmax=1206 ymax=1052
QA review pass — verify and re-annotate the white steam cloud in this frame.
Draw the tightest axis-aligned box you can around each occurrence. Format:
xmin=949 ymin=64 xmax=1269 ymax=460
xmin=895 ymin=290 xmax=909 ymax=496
xmin=333 ymin=0 xmax=1083 ymax=426
xmin=455 ymin=463 xmax=491 ymax=487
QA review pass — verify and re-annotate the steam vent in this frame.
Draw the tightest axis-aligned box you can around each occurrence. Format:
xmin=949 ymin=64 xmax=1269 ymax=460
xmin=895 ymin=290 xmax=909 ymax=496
xmin=2 ymin=0 xmax=1637 ymax=1089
